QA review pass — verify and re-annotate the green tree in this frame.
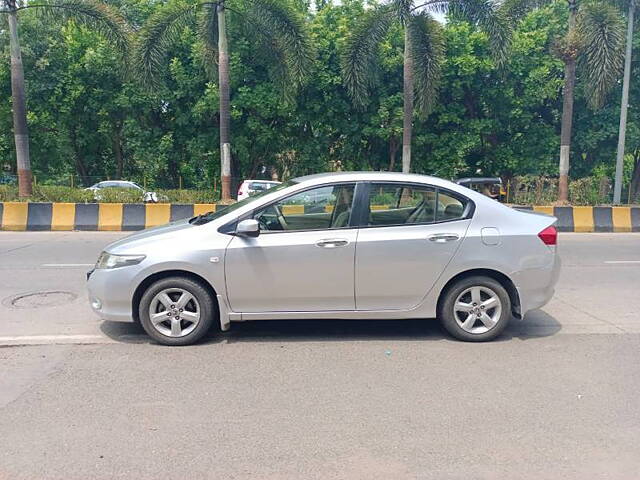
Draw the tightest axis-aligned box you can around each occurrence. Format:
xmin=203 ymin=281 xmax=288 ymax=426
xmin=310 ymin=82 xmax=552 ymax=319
xmin=613 ymin=0 xmax=636 ymax=202
xmin=135 ymin=0 xmax=312 ymax=201
xmin=506 ymin=0 xmax=626 ymax=202
xmin=0 ymin=0 xmax=130 ymax=196
xmin=412 ymin=14 xmax=563 ymax=180
xmin=341 ymin=0 xmax=509 ymax=174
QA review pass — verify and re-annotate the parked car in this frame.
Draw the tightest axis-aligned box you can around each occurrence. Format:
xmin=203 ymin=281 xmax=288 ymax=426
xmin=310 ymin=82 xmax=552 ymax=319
xmin=455 ymin=177 xmax=506 ymax=201
xmin=0 ymin=173 xmax=17 ymax=185
xmin=87 ymin=172 xmax=560 ymax=346
xmin=85 ymin=180 xmax=162 ymax=203
xmin=237 ymin=179 xmax=281 ymax=200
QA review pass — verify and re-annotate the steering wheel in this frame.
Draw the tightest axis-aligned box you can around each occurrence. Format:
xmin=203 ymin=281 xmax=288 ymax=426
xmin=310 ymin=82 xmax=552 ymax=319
xmin=274 ymin=205 xmax=289 ymax=230
xmin=257 ymin=215 xmax=270 ymax=231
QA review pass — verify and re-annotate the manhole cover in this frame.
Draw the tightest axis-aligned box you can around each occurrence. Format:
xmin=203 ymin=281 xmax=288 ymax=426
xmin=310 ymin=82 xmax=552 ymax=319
xmin=4 ymin=291 xmax=78 ymax=309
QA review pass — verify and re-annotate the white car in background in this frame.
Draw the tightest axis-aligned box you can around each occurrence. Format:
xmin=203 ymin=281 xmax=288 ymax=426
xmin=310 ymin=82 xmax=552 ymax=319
xmin=86 ymin=180 xmax=160 ymax=203
xmin=237 ymin=180 xmax=281 ymax=200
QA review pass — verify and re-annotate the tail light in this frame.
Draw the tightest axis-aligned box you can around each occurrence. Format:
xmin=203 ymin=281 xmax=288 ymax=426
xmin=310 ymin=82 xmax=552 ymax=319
xmin=538 ymin=226 xmax=557 ymax=246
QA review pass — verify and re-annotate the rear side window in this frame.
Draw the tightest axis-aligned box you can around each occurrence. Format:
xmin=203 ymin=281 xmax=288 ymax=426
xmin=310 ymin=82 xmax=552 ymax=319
xmin=366 ymin=183 xmax=469 ymax=226
xmin=437 ymin=191 xmax=466 ymax=221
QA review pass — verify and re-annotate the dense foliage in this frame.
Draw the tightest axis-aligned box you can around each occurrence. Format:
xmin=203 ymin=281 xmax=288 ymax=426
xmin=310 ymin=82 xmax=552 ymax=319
xmin=0 ymin=0 xmax=638 ymax=200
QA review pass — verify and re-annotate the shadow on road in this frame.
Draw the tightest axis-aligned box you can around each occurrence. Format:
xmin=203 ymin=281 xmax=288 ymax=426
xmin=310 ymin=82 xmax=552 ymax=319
xmin=100 ymin=309 xmax=561 ymax=345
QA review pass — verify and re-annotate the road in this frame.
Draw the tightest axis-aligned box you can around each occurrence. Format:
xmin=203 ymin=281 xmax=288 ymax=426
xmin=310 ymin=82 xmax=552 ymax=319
xmin=0 ymin=232 xmax=639 ymax=479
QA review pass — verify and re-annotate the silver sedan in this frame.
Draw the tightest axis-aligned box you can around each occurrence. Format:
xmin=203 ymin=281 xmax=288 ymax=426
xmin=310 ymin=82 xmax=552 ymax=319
xmin=87 ymin=172 xmax=560 ymax=345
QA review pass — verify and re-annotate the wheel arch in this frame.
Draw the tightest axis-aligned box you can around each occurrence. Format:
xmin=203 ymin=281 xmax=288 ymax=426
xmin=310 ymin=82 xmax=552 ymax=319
xmin=132 ymin=270 xmax=220 ymax=325
xmin=437 ymin=268 xmax=521 ymax=319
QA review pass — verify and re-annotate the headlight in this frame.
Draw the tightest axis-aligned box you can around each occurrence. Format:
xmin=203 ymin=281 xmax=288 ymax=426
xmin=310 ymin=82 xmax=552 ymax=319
xmin=95 ymin=252 xmax=146 ymax=269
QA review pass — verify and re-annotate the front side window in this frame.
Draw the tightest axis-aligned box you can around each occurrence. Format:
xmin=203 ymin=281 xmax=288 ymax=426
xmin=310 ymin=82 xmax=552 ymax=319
xmin=254 ymin=184 xmax=355 ymax=232
xmin=367 ymin=183 xmax=468 ymax=226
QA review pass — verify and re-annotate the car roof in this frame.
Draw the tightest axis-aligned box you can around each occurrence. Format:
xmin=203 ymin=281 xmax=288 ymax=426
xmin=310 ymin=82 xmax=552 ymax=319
xmin=294 ymin=171 xmax=464 ymax=190
xmin=455 ymin=177 xmax=502 ymax=184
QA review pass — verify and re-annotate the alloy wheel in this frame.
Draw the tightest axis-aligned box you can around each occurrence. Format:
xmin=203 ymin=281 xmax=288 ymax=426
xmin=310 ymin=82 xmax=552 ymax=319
xmin=148 ymin=288 xmax=201 ymax=337
xmin=453 ymin=286 xmax=502 ymax=334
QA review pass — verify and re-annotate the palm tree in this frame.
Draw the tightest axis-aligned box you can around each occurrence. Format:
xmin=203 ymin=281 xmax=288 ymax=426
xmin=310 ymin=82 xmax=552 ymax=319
xmin=0 ymin=0 xmax=131 ymax=197
xmin=341 ymin=0 xmax=510 ymax=174
xmin=613 ymin=0 xmax=636 ymax=203
xmin=136 ymin=0 xmax=312 ymax=202
xmin=505 ymin=0 xmax=625 ymax=203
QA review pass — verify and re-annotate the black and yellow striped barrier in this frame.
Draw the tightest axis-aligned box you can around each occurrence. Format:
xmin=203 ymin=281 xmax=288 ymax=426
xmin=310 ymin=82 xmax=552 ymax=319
xmin=1 ymin=202 xmax=640 ymax=232
xmin=516 ymin=206 xmax=640 ymax=232
xmin=0 ymin=203 xmax=221 ymax=231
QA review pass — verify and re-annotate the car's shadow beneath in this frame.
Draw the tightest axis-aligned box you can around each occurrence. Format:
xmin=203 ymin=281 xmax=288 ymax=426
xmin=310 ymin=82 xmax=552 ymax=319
xmin=100 ymin=309 xmax=562 ymax=345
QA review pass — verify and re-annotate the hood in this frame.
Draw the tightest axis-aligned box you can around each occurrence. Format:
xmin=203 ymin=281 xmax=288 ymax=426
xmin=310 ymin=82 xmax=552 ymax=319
xmin=105 ymin=218 xmax=195 ymax=253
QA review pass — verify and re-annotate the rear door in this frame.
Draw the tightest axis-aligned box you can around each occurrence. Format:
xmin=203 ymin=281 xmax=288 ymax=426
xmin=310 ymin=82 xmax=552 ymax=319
xmin=354 ymin=182 xmax=472 ymax=311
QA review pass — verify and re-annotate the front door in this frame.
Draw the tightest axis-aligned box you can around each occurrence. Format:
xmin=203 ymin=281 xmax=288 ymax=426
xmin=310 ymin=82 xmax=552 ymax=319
xmin=355 ymin=183 xmax=472 ymax=310
xmin=225 ymin=183 xmax=357 ymax=313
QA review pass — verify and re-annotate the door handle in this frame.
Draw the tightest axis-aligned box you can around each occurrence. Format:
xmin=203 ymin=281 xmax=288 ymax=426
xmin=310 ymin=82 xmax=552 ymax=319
xmin=316 ymin=238 xmax=349 ymax=248
xmin=428 ymin=233 xmax=459 ymax=243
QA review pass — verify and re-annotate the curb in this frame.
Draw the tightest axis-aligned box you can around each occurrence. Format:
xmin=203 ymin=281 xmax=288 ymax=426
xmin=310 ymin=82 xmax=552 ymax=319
xmin=1 ymin=203 xmax=640 ymax=232
xmin=0 ymin=202 xmax=221 ymax=231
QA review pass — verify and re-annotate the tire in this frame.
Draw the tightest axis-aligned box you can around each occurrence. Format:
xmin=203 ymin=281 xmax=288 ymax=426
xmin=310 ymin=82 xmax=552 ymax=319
xmin=439 ymin=276 xmax=511 ymax=342
xmin=139 ymin=276 xmax=217 ymax=346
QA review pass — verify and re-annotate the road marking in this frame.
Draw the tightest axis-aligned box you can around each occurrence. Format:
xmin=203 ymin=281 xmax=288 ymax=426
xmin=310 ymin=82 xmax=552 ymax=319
xmin=0 ymin=334 xmax=150 ymax=346
xmin=604 ymin=260 xmax=640 ymax=264
xmin=0 ymin=334 xmax=110 ymax=346
xmin=41 ymin=263 xmax=94 ymax=267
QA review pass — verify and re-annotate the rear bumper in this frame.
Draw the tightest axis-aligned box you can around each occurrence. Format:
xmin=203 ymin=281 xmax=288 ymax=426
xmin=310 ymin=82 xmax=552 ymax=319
xmin=514 ymin=253 xmax=561 ymax=316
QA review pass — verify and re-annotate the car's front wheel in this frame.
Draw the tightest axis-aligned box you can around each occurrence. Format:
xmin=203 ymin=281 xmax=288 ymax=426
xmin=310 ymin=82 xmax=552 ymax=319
xmin=139 ymin=276 xmax=217 ymax=346
xmin=439 ymin=276 xmax=511 ymax=342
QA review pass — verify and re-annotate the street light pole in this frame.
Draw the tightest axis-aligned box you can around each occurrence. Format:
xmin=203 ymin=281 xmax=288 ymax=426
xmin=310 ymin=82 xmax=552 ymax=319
xmin=613 ymin=0 xmax=635 ymax=204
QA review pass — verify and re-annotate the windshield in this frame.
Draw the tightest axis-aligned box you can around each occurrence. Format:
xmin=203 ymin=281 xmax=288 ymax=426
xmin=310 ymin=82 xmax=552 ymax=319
xmin=190 ymin=180 xmax=297 ymax=225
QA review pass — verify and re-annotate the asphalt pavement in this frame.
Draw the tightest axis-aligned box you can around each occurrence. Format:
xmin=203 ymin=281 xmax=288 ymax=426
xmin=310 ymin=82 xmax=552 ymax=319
xmin=0 ymin=232 xmax=639 ymax=479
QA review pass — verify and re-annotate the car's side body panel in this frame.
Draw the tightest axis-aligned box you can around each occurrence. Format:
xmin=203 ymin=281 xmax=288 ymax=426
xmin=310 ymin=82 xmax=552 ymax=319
xmin=224 ymin=228 xmax=358 ymax=312
xmin=355 ymin=220 xmax=471 ymax=310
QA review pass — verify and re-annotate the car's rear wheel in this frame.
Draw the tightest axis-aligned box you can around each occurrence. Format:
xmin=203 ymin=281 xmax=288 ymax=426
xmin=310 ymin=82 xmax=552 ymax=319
xmin=139 ymin=277 xmax=217 ymax=346
xmin=439 ymin=276 xmax=511 ymax=342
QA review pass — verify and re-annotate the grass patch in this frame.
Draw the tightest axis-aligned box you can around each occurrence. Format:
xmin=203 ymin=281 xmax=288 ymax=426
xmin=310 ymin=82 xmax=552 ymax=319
xmin=0 ymin=185 xmax=220 ymax=203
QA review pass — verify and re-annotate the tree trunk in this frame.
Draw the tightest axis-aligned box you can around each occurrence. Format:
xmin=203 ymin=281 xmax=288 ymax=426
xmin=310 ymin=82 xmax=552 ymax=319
xmin=217 ymin=2 xmax=232 ymax=201
xmin=7 ymin=4 xmax=32 ymax=197
xmin=558 ymin=3 xmax=578 ymax=203
xmin=629 ymin=150 xmax=640 ymax=203
xmin=402 ymin=28 xmax=414 ymax=174
xmin=613 ymin=0 xmax=635 ymax=204
xmin=113 ymin=122 xmax=124 ymax=179
xmin=388 ymin=137 xmax=398 ymax=171
xmin=70 ymin=125 xmax=89 ymax=186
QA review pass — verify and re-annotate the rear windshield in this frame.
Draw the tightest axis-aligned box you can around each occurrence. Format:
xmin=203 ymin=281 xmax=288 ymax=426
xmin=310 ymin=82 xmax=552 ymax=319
xmin=249 ymin=182 xmax=275 ymax=191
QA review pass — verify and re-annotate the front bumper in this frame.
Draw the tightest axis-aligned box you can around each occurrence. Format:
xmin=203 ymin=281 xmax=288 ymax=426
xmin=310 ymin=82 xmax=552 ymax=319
xmin=86 ymin=267 xmax=136 ymax=323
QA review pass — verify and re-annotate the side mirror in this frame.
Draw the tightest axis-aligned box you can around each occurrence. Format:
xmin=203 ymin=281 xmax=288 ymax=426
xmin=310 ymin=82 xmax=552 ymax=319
xmin=236 ymin=219 xmax=260 ymax=237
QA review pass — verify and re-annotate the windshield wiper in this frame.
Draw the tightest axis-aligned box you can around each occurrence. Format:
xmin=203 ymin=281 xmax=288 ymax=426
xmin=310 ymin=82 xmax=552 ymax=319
xmin=189 ymin=211 xmax=214 ymax=225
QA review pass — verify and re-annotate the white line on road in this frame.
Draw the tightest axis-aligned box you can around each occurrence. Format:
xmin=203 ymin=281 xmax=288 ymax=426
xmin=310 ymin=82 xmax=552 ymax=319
xmin=0 ymin=334 xmax=110 ymax=345
xmin=604 ymin=260 xmax=640 ymax=264
xmin=41 ymin=264 xmax=94 ymax=267
xmin=0 ymin=334 xmax=146 ymax=346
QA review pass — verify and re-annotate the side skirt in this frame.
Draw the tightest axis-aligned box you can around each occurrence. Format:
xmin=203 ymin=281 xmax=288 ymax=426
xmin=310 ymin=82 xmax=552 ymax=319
xmin=230 ymin=309 xmax=435 ymax=322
